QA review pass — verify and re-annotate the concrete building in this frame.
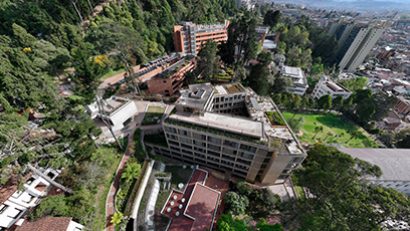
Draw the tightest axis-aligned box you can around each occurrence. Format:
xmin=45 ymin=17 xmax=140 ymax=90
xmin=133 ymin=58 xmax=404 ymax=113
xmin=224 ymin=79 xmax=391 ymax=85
xmin=146 ymin=83 xmax=306 ymax=186
xmin=87 ymin=96 xmax=138 ymax=131
xmin=15 ymin=217 xmax=83 ymax=231
xmin=173 ymin=21 xmax=229 ymax=55
xmin=0 ymin=168 xmax=60 ymax=230
xmin=329 ymin=20 xmax=385 ymax=72
xmin=338 ymin=148 xmax=410 ymax=195
xmin=281 ymin=65 xmax=308 ymax=95
xmin=312 ymin=76 xmax=352 ymax=99
xmin=394 ymin=97 xmax=410 ymax=118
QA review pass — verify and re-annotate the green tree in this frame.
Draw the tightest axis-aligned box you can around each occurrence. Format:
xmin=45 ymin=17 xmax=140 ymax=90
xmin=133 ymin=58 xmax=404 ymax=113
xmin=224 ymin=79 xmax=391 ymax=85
xmin=248 ymin=51 xmax=273 ymax=96
xmin=30 ymin=195 xmax=70 ymax=220
xmin=111 ymin=211 xmax=124 ymax=225
xmin=395 ymin=129 xmax=410 ymax=148
xmin=263 ymin=10 xmax=281 ymax=28
xmin=121 ymin=161 xmax=141 ymax=183
xmin=257 ymin=219 xmax=283 ymax=231
xmin=217 ymin=214 xmax=247 ymax=231
xmin=284 ymin=144 xmax=410 ymax=231
xmin=224 ymin=191 xmax=249 ymax=215
xmin=318 ymin=95 xmax=332 ymax=111
xmin=196 ymin=41 xmax=220 ymax=81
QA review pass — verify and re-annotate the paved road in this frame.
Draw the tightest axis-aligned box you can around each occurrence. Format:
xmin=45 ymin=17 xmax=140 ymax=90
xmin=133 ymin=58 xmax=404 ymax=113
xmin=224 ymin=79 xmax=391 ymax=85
xmin=105 ymin=129 xmax=135 ymax=231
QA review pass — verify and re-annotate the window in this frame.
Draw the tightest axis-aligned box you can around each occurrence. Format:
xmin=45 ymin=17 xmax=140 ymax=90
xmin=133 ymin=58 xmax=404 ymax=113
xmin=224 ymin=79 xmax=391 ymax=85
xmin=0 ymin=205 xmax=8 ymax=214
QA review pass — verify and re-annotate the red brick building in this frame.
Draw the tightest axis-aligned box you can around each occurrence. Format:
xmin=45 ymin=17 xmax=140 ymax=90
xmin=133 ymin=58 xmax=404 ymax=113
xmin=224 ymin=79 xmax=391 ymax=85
xmin=173 ymin=21 xmax=229 ymax=55
xmin=146 ymin=57 xmax=196 ymax=96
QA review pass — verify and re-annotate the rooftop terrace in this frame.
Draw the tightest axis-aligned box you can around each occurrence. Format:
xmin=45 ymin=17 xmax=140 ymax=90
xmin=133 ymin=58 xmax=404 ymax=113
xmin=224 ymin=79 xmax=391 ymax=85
xmin=162 ymin=169 xmax=220 ymax=231
xmin=214 ymin=83 xmax=246 ymax=95
xmin=168 ymin=112 xmax=263 ymax=139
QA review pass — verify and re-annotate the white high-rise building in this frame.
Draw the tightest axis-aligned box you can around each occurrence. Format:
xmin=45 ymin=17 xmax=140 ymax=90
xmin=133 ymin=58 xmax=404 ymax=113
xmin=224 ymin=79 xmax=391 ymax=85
xmin=329 ymin=20 xmax=385 ymax=72
xmin=338 ymin=27 xmax=384 ymax=72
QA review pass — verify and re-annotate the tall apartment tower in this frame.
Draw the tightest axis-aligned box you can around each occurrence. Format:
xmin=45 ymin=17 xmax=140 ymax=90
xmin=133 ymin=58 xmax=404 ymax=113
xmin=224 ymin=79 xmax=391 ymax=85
xmin=173 ymin=21 xmax=229 ymax=55
xmin=329 ymin=20 xmax=385 ymax=72
xmin=146 ymin=83 xmax=306 ymax=186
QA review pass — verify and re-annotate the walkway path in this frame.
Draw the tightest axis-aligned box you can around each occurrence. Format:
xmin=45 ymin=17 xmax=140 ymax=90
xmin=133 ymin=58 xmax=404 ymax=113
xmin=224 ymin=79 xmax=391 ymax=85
xmin=105 ymin=128 xmax=135 ymax=231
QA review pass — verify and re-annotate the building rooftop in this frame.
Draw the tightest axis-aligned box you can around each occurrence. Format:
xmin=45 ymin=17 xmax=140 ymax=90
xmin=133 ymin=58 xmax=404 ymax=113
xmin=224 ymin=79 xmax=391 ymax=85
xmin=245 ymin=89 xmax=304 ymax=155
xmin=320 ymin=76 xmax=351 ymax=93
xmin=87 ymin=96 xmax=132 ymax=117
xmin=162 ymin=169 xmax=220 ymax=231
xmin=169 ymin=112 xmax=264 ymax=139
xmin=214 ymin=83 xmax=246 ymax=95
xmin=282 ymin=65 xmax=306 ymax=85
xmin=15 ymin=217 xmax=73 ymax=231
xmin=338 ymin=148 xmax=410 ymax=182
xmin=180 ymin=21 xmax=229 ymax=33
xmin=176 ymin=83 xmax=214 ymax=110
xmin=172 ymin=83 xmax=305 ymax=155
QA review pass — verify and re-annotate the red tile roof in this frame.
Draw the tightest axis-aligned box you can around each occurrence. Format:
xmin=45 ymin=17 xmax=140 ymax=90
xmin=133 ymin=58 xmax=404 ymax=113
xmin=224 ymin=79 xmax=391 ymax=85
xmin=185 ymin=184 xmax=220 ymax=231
xmin=163 ymin=169 xmax=221 ymax=231
xmin=15 ymin=217 xmax=72 ymax=231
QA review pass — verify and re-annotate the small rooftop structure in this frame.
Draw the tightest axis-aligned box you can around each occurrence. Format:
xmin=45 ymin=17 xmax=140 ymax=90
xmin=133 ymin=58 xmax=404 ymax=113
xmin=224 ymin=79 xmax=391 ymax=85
xmin=176 ymin=83 xmax=215 ymax=112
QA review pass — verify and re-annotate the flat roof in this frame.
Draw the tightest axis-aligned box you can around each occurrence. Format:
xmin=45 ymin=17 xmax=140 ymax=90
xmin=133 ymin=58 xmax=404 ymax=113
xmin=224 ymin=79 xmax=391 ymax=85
xmin=338 ymin=148 xmax=410 ymax=182
xmin=163 ymin=169 xmax=220 ymax=231
xmin=212 ymin=83 xmax=247 ymax=95
xmin=185 ymin=183 xmax=220 ymax=231
xmin=177 ymin=83 xmax=214 ymax=109
xmin=283 ymin=66 xmax=304 ymax=79
xmin=169 ymin=112 xmax=264 ymax=138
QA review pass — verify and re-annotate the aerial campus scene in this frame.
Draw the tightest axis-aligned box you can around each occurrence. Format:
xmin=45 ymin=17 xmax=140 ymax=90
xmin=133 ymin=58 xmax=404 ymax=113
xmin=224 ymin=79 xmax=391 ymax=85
xmin=0 ymin=0 xmax=410 ymax=231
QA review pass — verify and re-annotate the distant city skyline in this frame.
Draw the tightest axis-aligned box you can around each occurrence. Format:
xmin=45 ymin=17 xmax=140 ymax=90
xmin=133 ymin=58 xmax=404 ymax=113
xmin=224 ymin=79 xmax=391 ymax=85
xmin=271 ymin=0 xmax=410 ymax=12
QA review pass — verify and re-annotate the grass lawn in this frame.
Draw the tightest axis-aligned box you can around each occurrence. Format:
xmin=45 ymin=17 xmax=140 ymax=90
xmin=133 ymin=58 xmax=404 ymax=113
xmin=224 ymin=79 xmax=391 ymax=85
xmin=92 ymin=152 xmax=121 ymax=231
xmin=283 ymin=112 xmax=378 ymax=148
xmin=142 ymin=106 xmax=166 ymax=125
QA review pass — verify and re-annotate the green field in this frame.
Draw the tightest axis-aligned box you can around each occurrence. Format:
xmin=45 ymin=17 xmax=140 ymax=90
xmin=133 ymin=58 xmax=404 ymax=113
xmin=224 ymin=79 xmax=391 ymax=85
xmin=283 ymin=112 xmax=378 ymax=148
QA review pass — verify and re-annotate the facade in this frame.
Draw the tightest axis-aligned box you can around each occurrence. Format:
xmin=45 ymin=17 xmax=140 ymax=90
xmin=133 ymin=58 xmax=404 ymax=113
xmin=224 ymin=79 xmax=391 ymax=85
xmin=0 ymin=168 xmax=60 ymax=230
xmin=312 ymin=76 xmax=352 ymax=99
xmin=99 ymin=54 xmax=196 ymax=96
xmin=146 ymin=57 xmax=196 ymax=96
xmin=329 ymin=20 xmax=385 ymax=72
xmin=338 ymin=148 xmax=410 ymax=195
xmin=147 ymin=83 xmax=306 ymax=186
xmin=281 ymin=65 xmax=308 ymax=95
xmin=87 ymin=96 xmax=138 ymax=131
xmin=15 ymin=217 xmax=83 ymax=231
xmin=173 ymin=21 xmax=229 ymax=55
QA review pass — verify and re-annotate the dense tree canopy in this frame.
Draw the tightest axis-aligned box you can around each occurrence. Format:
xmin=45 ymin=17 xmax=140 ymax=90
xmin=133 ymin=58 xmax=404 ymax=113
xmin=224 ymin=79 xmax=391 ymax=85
xmin=283 ymin=144 xmax=410 ymax=230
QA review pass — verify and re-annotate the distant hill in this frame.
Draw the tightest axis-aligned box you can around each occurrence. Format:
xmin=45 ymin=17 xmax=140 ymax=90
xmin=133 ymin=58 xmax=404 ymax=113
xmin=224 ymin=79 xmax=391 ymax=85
xmin=271 ymin=0 xmax=410 ymax=12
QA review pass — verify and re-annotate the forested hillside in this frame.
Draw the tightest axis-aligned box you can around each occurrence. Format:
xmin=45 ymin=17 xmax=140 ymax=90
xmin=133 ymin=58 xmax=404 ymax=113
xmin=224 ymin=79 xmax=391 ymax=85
xmin=0 ymin=0 xmax=236 ymax=227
